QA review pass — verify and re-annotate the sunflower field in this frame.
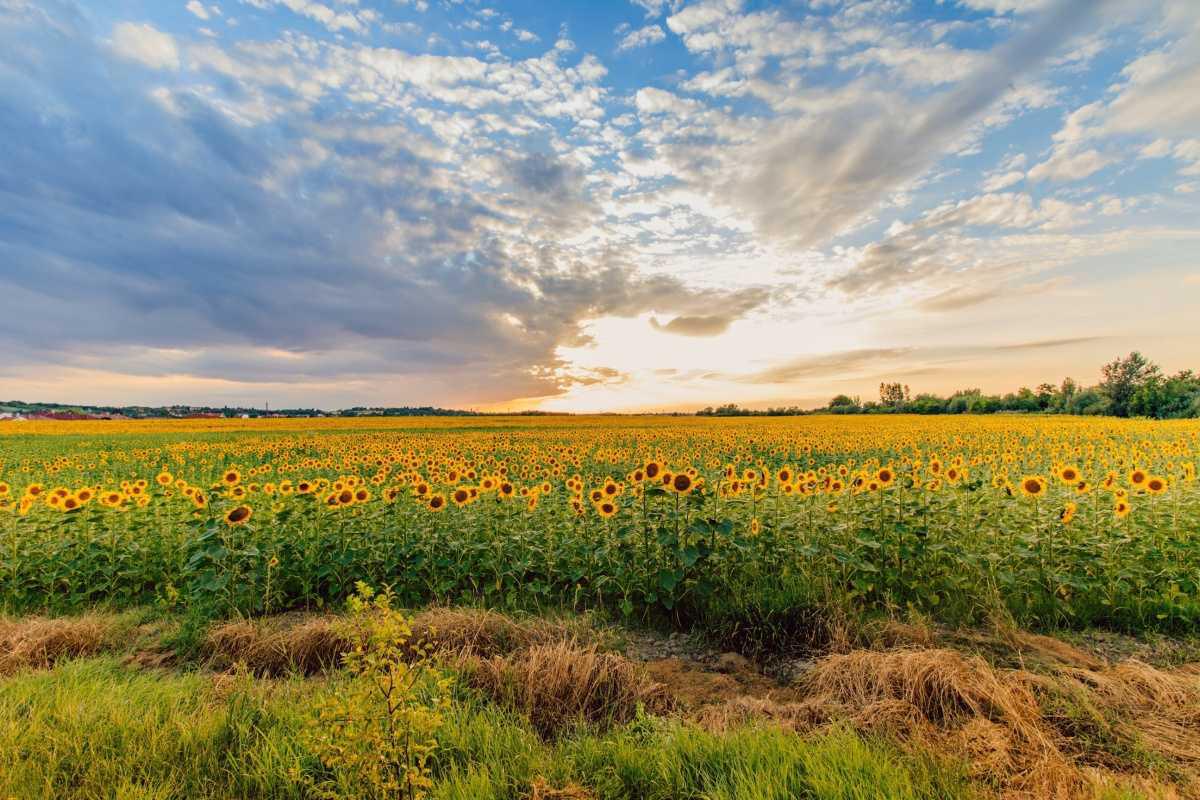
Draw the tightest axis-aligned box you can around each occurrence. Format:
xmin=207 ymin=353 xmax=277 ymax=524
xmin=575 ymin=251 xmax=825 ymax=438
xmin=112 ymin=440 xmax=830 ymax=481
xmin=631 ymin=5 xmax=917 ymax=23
xmin=2 ymin=415 xmax=1198 ymax=634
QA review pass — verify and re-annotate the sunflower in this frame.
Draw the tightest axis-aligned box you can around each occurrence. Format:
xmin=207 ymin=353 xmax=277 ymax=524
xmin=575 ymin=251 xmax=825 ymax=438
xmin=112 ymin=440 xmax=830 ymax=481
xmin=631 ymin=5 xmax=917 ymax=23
xmin=337 ymin=489 xmax=354 ymax=506
xmin=1114 ymin=499 xmax=1131 ymax=518
xmin=1145 ymin=476 xmax=1167 ymax=495
xmin=222 ymin=469 xmax=241 ymax=486
xmin=452 ymin=487 xmax=471 ymax=506
xmin=643 ymin=461 xmax=661 ymax=480
xmin=1059 ymin=501 xmax=1078 ymax=525
xmin=671 ymin=472 xmax=693 ymax=494
xmin=1128 ymin=468 xmax=1147 ymax=488
xmin=1074 ymin=480 xmax=1091 ymax=495
xmin=776 ymin=466 xmax=793 ymax=485
xmin=749 ymin=517 xmax=761 ymax=536
xmin=500 ymin=482 xmax=514 ymax=498
xmin=354 ymin=488 xmax=370 ymax=503
xmin=156 ymin=472 xmax=173 ymax=487
xmin=427 ymin=493 xmax=446 ymax=512
xmin=875 ymin=467 xmax=895 ymax=487
xmin=224 ymin=505 xmax=252 ymax=526
xmin=1057 ymin=465 xmax=1080 ymax=484
xmin=597 ymin=500 xmax=617 ymax=518
xmin=1019 ymin=475 xmax=1047 ymax=498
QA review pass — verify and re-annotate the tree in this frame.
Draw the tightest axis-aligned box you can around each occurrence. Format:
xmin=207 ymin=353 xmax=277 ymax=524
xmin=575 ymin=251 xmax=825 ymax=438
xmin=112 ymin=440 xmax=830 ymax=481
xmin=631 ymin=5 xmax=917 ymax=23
xmin=1035 ymin=383 xmax=1057 ymax=410
xmin=1100 ymin=352 xmax=1160 ymax=417
xmin=879 ymin=382 xmax=910 ymax=407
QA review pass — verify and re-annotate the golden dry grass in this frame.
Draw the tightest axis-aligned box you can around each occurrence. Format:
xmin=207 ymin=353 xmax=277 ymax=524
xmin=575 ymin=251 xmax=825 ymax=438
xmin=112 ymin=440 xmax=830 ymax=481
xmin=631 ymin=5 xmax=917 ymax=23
xmin=203 ymin=614 xmax=350 ymax=675
xmin=459 ymin=640 xmax=673 ymax=736
xmin=202 ymin=606 xmax=584 ymax=675
xmin=0 ymin=614 xmax=125 ymax=674
xmin=689 ymin=642 xmax=1200 ymax=799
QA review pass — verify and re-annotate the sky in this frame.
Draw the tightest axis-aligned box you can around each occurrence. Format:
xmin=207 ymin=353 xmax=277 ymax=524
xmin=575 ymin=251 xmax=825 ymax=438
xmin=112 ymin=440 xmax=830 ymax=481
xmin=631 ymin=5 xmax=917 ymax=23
xmin=0 ymin=0 xmax=1197 ymax=413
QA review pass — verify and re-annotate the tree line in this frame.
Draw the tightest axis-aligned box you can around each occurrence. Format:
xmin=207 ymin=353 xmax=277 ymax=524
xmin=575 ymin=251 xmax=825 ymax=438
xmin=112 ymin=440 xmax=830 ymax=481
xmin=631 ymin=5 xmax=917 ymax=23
xmin=698 ymin=352 xmax=1200 ymax=419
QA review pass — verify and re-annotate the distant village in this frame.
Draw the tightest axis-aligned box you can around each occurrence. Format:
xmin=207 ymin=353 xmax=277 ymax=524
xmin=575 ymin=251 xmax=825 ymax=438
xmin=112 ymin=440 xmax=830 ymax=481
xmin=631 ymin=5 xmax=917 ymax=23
xmin=0 ymin=402 xmax=480 ymax=421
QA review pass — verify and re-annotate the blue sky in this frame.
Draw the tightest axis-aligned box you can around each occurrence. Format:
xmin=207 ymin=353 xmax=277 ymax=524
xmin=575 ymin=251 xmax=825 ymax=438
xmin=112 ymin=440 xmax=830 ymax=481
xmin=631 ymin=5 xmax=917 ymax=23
xmin=1 ymin=0 xmax=1197 ymax=411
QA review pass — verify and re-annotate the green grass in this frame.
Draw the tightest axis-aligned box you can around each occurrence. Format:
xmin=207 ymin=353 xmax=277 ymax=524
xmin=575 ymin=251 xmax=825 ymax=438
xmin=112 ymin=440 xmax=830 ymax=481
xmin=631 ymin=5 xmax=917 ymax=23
xmin=0 ymin=657 xmax=977 ymax=800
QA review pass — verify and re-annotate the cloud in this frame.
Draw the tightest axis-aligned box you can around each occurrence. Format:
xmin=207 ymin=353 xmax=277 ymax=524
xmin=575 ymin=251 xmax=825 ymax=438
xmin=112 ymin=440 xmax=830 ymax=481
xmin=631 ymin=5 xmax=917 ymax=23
xmin=981 ymin=170 xmax=1025 ymax=191
xmin=648 ymin=286 xmax=768 ymax=336
xmin=827 ymin=192 xmax=1089 ymax=296
xmin=617 ymin=24 xmax=666 ymax=51
xmin=242 ymin=0 xmax=369 ymax=34
xmin=994 ymin=336 xmax=1106 ymax=350
xmin=733 ymin=348 xmax=915 ymax=385
xmin=916 ymin=285 xmax=1006 ymax=311
xmin=111 ymin=22 xmax=179 ymax=70
xmin=1027 ymin=147 xmax=1110 ymax=182
xmin=0 ymin=4 xmax=768 ymax=406
xmin=670 ymin=0 xmax=1115 ymax=249
xmin=185 ymin=1 xmax=211 ymax=21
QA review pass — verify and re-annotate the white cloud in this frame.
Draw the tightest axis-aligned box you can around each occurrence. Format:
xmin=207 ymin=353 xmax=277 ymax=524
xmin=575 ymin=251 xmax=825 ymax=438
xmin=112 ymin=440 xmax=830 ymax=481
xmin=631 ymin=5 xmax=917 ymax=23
xmin=634 ymin=86 xmax=699 ymax=115
xmin=1027 ymin=148 xmax=1110 ymax=182
xmin=1139 ymin=138 xmax=1172 ymax=158
xmin=185 ymin=1 xmax=210 ymax=21
xmin=112 ymin=22 xmax=180 ymax=70
xmin=982 ymin=170 xmax=1024 ymax=191
xmin=242 ymin=0 xmax=369 ymax=34
xmin=617 ymin=24 xmax=666 ymax=51
xmin=954 ymin=0 xmax=1050 ymax=13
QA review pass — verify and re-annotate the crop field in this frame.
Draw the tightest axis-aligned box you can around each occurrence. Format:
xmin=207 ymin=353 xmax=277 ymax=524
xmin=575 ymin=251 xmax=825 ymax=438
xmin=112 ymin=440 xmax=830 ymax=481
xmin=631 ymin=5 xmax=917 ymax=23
xmin=2 ymin=415 xmax=1198 ymax=632
xmin=4 ymin=415 xmax=1200 ymax=800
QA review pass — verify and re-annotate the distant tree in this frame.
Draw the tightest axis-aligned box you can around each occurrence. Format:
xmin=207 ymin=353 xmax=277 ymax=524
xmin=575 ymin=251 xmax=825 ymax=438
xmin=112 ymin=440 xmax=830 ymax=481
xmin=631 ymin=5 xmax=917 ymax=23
xmin=1100 ymin=352 xmax=1160 ymax=417
xmin=1130 ymin=369 xmax=1200 ymax=419
xmin=1035 ymin=383 xmax=1057 ymax=410
xmin=879 ymin=382 xmax=910 ymax=407
xmin=909 ymin=393 xmax=946 ymax=414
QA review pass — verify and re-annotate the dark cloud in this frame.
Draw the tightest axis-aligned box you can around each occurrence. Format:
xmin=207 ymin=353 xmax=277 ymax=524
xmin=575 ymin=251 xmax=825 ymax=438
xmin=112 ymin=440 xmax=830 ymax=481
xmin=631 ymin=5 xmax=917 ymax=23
xmin=0 ymin=3 xmax=765 ymax=405
xmin=647 ymin=286 xmax=768 ymax=336
xmin=650 ymin=314 xmax=734 ymax=336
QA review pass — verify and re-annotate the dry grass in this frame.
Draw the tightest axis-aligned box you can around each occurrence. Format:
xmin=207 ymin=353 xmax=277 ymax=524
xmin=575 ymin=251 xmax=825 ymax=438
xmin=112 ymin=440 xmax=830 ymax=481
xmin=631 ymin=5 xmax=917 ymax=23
xmin=0 ymin=614 xmax=126 ymax=674
xmin=203 ymin=614 xmax=351 ymax=675
xmin=689 ymin=643 xmax=1200 ymax=799
xmin=202 ymin=606 xmax=584 ymax=676
xmin=410 ymin=607 xmax=581 ymax=658
xmin=527 ymin=777 xmax=594 ymax=799
xmin=459 ymin=640 xmax=673 ymax=737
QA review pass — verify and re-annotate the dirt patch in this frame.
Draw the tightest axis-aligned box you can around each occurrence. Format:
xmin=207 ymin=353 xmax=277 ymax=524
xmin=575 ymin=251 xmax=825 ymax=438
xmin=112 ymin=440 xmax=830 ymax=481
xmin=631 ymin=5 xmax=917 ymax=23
xmin=643 ymin=655 xmax=803 ymax=709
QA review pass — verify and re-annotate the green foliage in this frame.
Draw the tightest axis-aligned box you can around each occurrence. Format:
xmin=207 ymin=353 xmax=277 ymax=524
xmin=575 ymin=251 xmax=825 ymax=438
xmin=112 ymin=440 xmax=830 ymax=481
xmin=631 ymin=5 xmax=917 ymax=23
xmin=306 ymin=582 xmax=452 ymax=800
xmin=0 ymin=656 xmax=977 ymax=800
